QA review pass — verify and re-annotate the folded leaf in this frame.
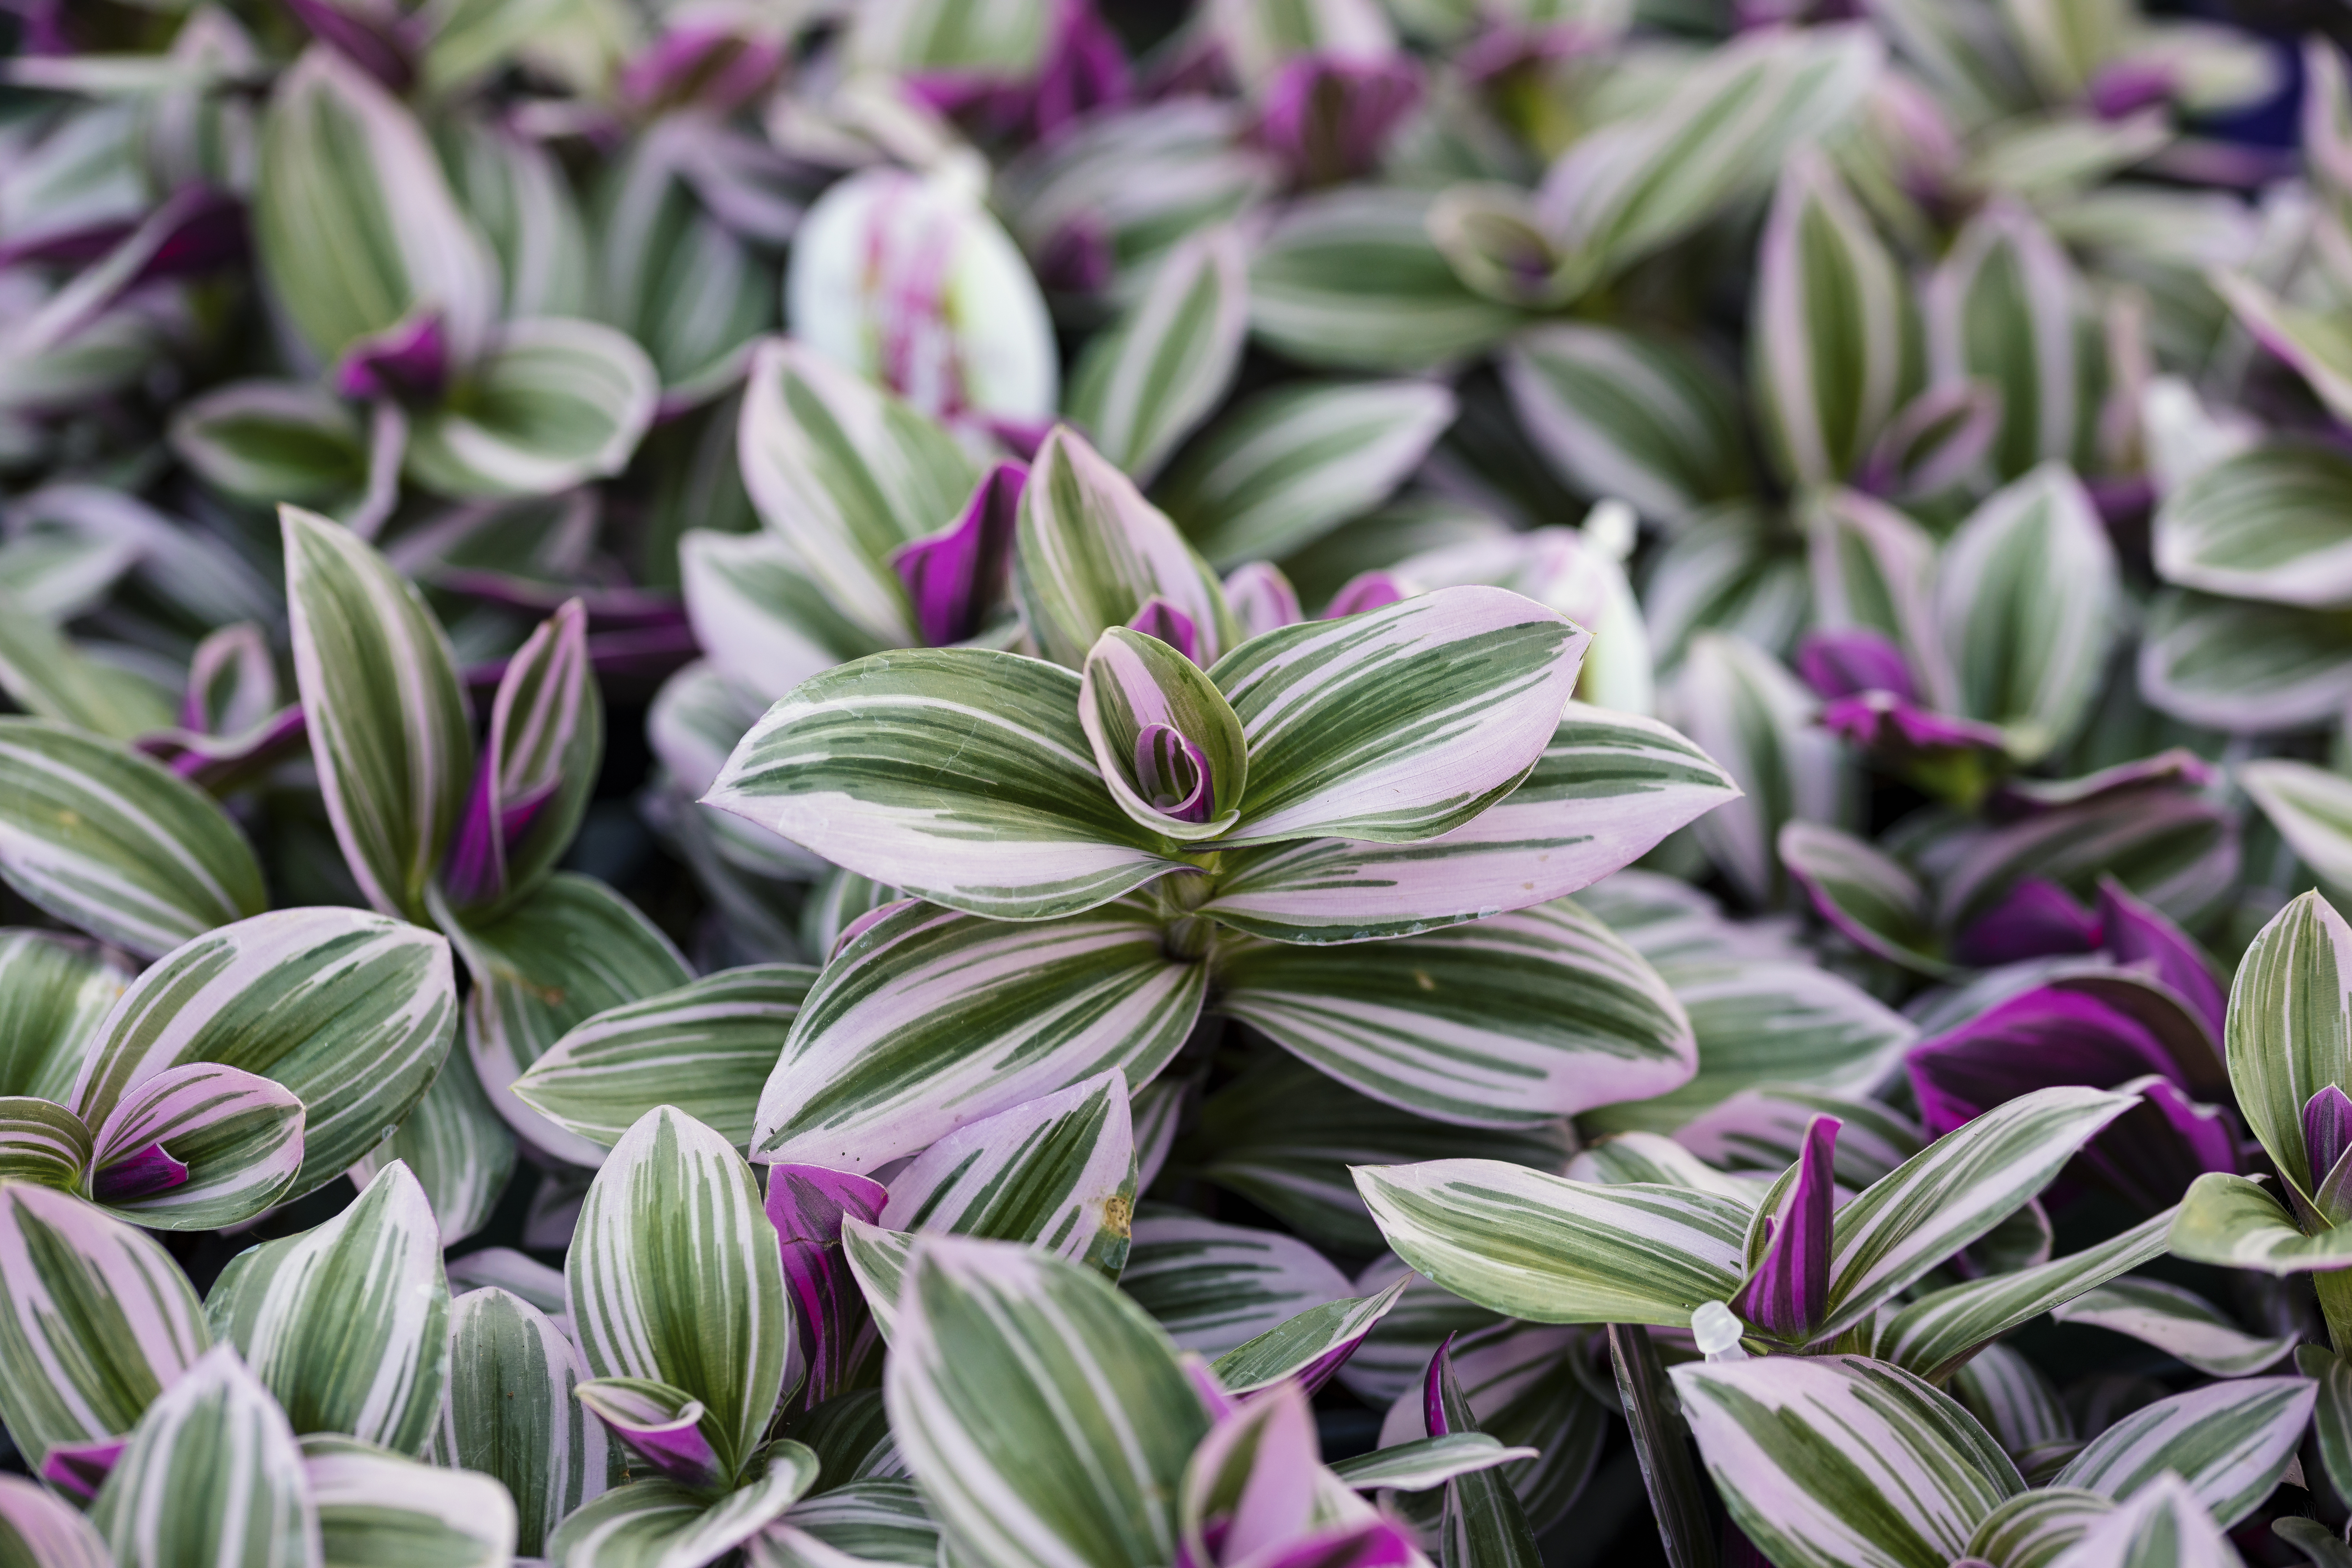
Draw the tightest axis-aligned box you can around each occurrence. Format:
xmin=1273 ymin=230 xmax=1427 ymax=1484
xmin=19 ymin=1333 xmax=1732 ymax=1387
xmin=405 ymin=317 xmax=659 ymax=499
xmin=205 ymin=1160 xmax=449 ymax=1456
xmin=2050 ymin=1279 xmax=2295 ymax=1378
xmin=1064 ymin=224 xmax=1247 ymax=485
xmin=432 ymin=1285 xmax=609 ymax=1558
xmin=0 ymin=1181 xmax=209 ymax=1470
xmin=708 ymin=647 xmax=1180 ymax=922
xmin=1198 ymin=704 xmax=1739 ymax=943
xmin=769 ymin=1164 xmax=888 ymax=1410
xmin=2222 ymin=890 xmax=2352 ymax=1197
xmin=546 ymin=1441 xmax=820 ymax=1568
xmin=2052 ymin=1377 xmax=2315 ymax=1528
xmin=1211 ymin=1275 xmax=1410 ymax=1395
xmin=0 ymin=719 xmax=267 ymax=959
xmin=1121 ymin=1213 xmax=1353 ymax=1361
xmin=750 ymin=1478 xmax=938 ymax=1568
xmin=1354 ymin=1161 xmax=1749 ymax=1327
xmin=71 ymin=907 xmax=457 ymax=1199
xmin=444 ymin=598 xmax=601 ymax=914
xmin=0 ymin=1098 xmax=89 ymax=1190
xmin=577 ymin=1376 xmax=727 ymax=1490
xmin=303 ymin=1433 xmax=516 ymax=1568
xmin=1213 ymin=896 xmax=1695 ymax=1126
xmin=516 ymin=963 xmax=816 ymax=1152
xmin=1080 ymin=626 xmax=1248 ymax=841
xmin=284 ymin=504 xmax=474 ymax=924
xmin=88 ymin=1345 xmax=319 ymax=1568
xmin=883 ymin=1236 xmax=1208 ymax=1568
xmin=566 ymin=1106 xmax=789 ymax=1485
xmin=1670 ymin=1354 xmax=2022 ymax=1568
xmin=752 ymin=901 xmax=1203 ymax=1174
xmin=2168 ymin=1171 xmax=2352 ymax=1273
xmin=86 ymin=1061 xmax=303 ymax=1230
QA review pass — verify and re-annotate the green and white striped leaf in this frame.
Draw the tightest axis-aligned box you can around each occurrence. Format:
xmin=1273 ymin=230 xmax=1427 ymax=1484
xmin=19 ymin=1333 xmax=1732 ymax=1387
xmin=1752 ymin=149 xmax=1909 ymax=488
xmin=89 ymin=1345 xmax=320 ymax=1568
xmin=1119 ymin=1213 xmax=1353 ymax=1360
xmin=594 ymin=126 xmax=770 ymax=398
xmin=883 ymin=1236 xmax=1209 ymax=1568
xmin=1014 ymin=425 xmax=1241 ymax=670
xmin=2303 ymin=1343 xmax=2352 ymax=1515
xmin=881 ymin=1071 xmax=1136 ymax=1278
xmin=551 ymin=1443 xmax=819 ymax=1568
xmin=0 ymin=719 xmax=267 ymax=959
xmin=2137 ymin=589 xmax=2352 ymax=735
xmin=1212 ymin=585 xmax=1584 ymax=846
xmin=2044 ymin=1473 xmax=2240 ymax=1568
xmin=1822 ymin=1086 xmax=2138 ymax=1340
xmin=2243 ymin=761 xmax=2352 ymax=903
xmin=0 ymin=1473 xmax=108 ymax=1568
xmin=254 ymin=46 xmax=497 ymax=367
xmin=2051 ymin=1376 xmax=2315 ymax=1527
xmin=1401 ymin=1320 xmax=1606 ymax=1537
xmin=71 ymin=907 xmax=458 ymax=1199
xmin=841 ymin=1220 xmax=916 ymax=1346
xmin=1248 ymin=188 xmax=1526 ymax=374
xmin=1081 ymin=626 xmax=1248 ymax=843
xmin=431 ymin=1286 xmax=608 ymax=1558
xmin=1922 ymin=205 xmax=2090 ymax=483
xmin=284 ymin=505 xmax=474 ymax=924
xmin=1780 ymin=820 xmax=1953 ymax=977
xmin=1934 ymin=464 xmax=2120 ymax=762
xmin=1673 ymin=633 xmax=1849 ymax=907
xmin=444 ymin=872 xmax=691 ymax=1170
xmin=736 ymin=340 xmax=976 ymax=649
xmin=0 ymin=1097 xmax=88 ymax=1190
xmin=205 ymin=1161 xmax=449 ymax=1456
xmin=1874 ymin=1210 xmax=2174 ymax=1382
xmin=1332 ymin=1434 xmax=1532 ymax=1493
xmin=0 ymin=932 xmax=127 ymax=1102
xmin=1064 ymin=225 xmax=1247 ymax=485
xmin=2152 ymin=441 xmax=2352 ymax=608
xmin=2221 ymin=890 xmax=2352 ymax=1195
xmin=515 ymin=963 xmax=816 ymax=1153
xmin=301 ymin=1434 xmax=515 ymax=1568
xmin=0 ymin=1181 xmax=209 ymax=1469
xmin=2049 ymin=1279 xmax=2295 ymax=1378
xmin=1212 ymin=896 xmax=1695 ymax=1126
xmin=0 ymin=586 xmax=174 ymax=742
xmin=347 ymin=1048 xmax=514 ymax=1247
xmin=1210 ymin=1275 xmax=1410 ymax=1394
xmin=2215 ymin=271 xmax=2352 ymax=428
xmin=2167 ymin=1172 xmax=2352 ymax=1273
xmin=1802 ymin=487 xmax=1940 ymax=657
xmin=1354 ymin=1161 xmax=1749 ymax=1327
xmin=88 ymin=1062 xmax=305 ymax=1230
xmin=1503 ymin=324 xmax=1754 ymax=524
xmin=170 ymin=380 xmax=368 ymax=506
xmin=1160 ymin=380 xmax=1456 ymax=569
xmin=752 ymin=901 xmax=1203 ymax=1175
xmin=1335 ymin=1259 xmax=1505 ymax=1407
xmin=679 ymin=532 xmax=889 ymax=713
xmin=1962 ymin=1486 xmax=2110 ymax=1568
xmin=751 ymin=1480 xmax=939 ymax=1567
xmin=1196 ymin=705 xmax=1740 ymax=943
xmin=1951 ymin=1344 xmax=2076 ymax=1474
xmin=1184 ymin=1052 xmax=1575 ymax=1254
xmin=1669 ymin=1354 xmax=2022 ymax=1568
xmin=405 ymin=318 xmax=660 ymax=499
xmin=707 ymin=648 xmax=1180 ymax=922
xmin=566 ymin=1106 xmax=789 ymax=1485
xmin=1566 ymin=1132 xmax=1758 ymax=1196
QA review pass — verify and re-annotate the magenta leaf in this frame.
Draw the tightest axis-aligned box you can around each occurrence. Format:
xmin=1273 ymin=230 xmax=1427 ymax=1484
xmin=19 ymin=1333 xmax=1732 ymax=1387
xmin=617 ymin=23 xmax=785 ymax=114
xmin=284 ymin=0 xmax=414 ymax=91
xmin=2307 ymin=1086 xmax=2352 ymax=1206
xmin=88 ymin=1141 xmax=189 ymax=1203
xmin=767 ymin=1164 xmax=889 ymax=1409
xmin=1134 ymin=724 xmax=1213 ymax=823
xmin=1128 ymin=597 xmax=1202 ymax=662
xmin=2097 ymin=877 xmax=2227 ymax=1040
xmin=1794 ymin=628 xmax=1915 ymax=703
xmin=38 ymin=1435 xmax=126 ymax=1503
xmin=1260 ymin=51 xmax=1425 ymax=186
xmin=1731 ymin=1114 xmax=1839 ymax=1344
xmin=1422 ymin=1332 xmax=1458 ymax=1440
xmin=574 ymin=1378 xmax=728 ymax=1491
xmin=1951 ymin=878 xmax=2102 ymax=968
xmin=1223 ymin=563 xmax=1304 ymax=639
xmin=333 ymin=308 xmax=449 ymax=402
xmin=891 ymin=460 xmax=1028 ymax=648
xmin=1323 ymin=570 xmax=1408 ymax=618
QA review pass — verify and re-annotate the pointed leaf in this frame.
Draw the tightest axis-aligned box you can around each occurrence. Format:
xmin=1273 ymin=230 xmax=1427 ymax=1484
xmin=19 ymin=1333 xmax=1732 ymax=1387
xmin=1504 ymin=324 xmax=1752 ymax=525
xmin=2153 ymin=441 xmax=2352 ymax=609
xmin=432 ymin=1286 xmax=609 ymax=1558
xmin=2137 ymin=589 xmax=2352 ymax=735
xmin=1330 ymin=1434 xmax=1531 ymax=1493
xmin=346 ymin=1046 xmax=513 ymax=1247
xmin=2052 ymin=1377 xmax=2315 ymax=1527
xmin=2168 ymin=1171 xmax=2352 ymax=1273
xmin=0 ymin=933 xmax=127 ymax=1103
xmin=680 ymin=529 xmax=888 ymax=705
xmin=444 ymin=598 xmax=602 ymax=913
xmin=2046 ymin=1473 xmax=2242 ymax=1568
xmin=2223 ymin=890 xmax=2352 ymax=1196
xmin=1923 ymin=203 xmax=2088 ymax=482
xmin=1080 ymin=626 xmax=1249 ymax=841
xmin=2050 ymin=1279 xmax=2295 ymax=1378
xmin=1780 ymin=821 xmax=1953 ymax=977
xmin=1121 ymin=1214 xmax=1353 ymax=1360
xmin=1065 ymin=225 xmax=1247 ymax=485
xmin=302 ymin=1433 xmax=515 ymax=1568
xmin=1211 ymin=1276 xmax=1410 ymax=1395
xmin=0 ymin=1098 xmax=89 ymax=1191
xmin=2242 ymin=763 xmax=2352 ymax=910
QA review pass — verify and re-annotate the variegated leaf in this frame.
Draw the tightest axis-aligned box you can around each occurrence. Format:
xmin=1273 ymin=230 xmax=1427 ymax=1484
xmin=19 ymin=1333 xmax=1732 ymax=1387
xmin=1014 ymin=424 xmax=1241 ymax=670
xmin=0 ymin=587 xmax=174 ymax=742
xmin=0 ymin=1474 xmax=108 ymax=1568
xmin=1671 ymin=1354 xmax=2022 ymax=1568
xmin=2215 ymin=271 xmax=2352 ymax=428
xmin=2167 ymin=1172 xmax=2352 ymax=1273
xmin=347 ymin=1048 xmax=514 ymax=1247
xmin=2049 ymin=1279 xmax=2296 ymax=1379
xmin=883 ymin=1236 xmax=1209 ymax=1568
xmin=680 ymin=530 xmax=888 ymax=707
xmin=0 ymin=1181 xmax=209 ymax=1470
xmin=168 ymin=379 xmax=366 ymax=505
xmin=1331 ymin=1434 xmax=1532 ymax=1493
xmin=432 ymin=1286 xmax=608 ymax=1558
xmin=1963 ymin=1485 xmax=2110 ymax=1568
xmin=1922 ymin=204 xmax=2089 ymax=483
xmin=71 ymin=908 xmax=457 ymax=1199
xmin=1161 ymin=380 xmax=1455 ymax=569
xmin=1212 ymin=586 xmax=1584 ymax=846
xmin=0 ymin=932 xmax=127 ymax=1102
xmin=736 ymin=339 xmax=976 ymax=649
xmin=445 ymin=872 xmax=691 ymax=1169
xmin=2137 ymin=589 xmax=2352 ymax=735
xmin=567 ymin=1106 xmax=789 ymax=1484
xmin=2045 ymin=1473 xmax=2241 ymax=1568
xmin=515 ymin=963 xmax=816 ymax=1152
xmin=841 ymin=1220 xmax=915 ymax=1346
xmin=1064 ymin=225 xmax=1248 ymax=485
xmin=86 ymin=1062 xmax=304 ymax=1231
xmin=1335 ymin=1259 xmax=1504 ymax=1407
xmin=749 ymin=1479 xmax=939 ymax=1567
xmin=1503 ymin=324 xmax=1752 ymax=525
xmin=881 ymin=1071 xmax=1135 ymax=1277
xmin=1211 ymin=1276 xmax=1410 ymax=1395
xmin=1674 ymin=633 xmax=1849 ymax=906
xmin=89 ymin=1345 xmax=320 ymax=1568
xmin=405 ymin=318 xmax=659 ymax=500
xmin=2051 ymin=1377 xmax=2315 ymax=1528
xmin=1780 ymin=820 xmax=1953 ymax=977
xmin=2304 ymin=1343 xmax=2352 ymax=1514
xmin=2221 ymin=890 xmax=2352 ymax=1196
xmin=546 ymin=1442 xmax=820 ymax=1568
xmin=752 ymin=901 xmax=1203 ymax=1174
xmin=0 ymin=1097 xmax=89 ymax=1190
xmin=0 ymin=719 xmax=267 ymax=960
xmin=706 ymin=648 xmax=1179 ymax=922
xmin=1119 ymin=1213 xmax=1353 ymax=1360
xmin=2152 ymin=441 xmax=2352 ymax=609
xmin=302 ymin=1433 xmax=515 ymax=1568
xmin=1822 ymin=1086 xmax=2138 ymax=1340
xmin=1354 ymin=1161 xmax=1749 ymax=1327
xmin=283 ymin=504 xmax=474 ymax=924
xmin=1212 ymin=896 xmax=1694 ymax=1125
xmin=443 ymin=598 xmax=601 ymax=916
xmin=1196 ymin=704 xmax=1740 ymax=943
xmin=1951 ymin=1344 xmax=2076 ymax=1475
xmin=2242 ymin=762 xmax=2352 ymax=907
xmin=205 ymin=1160 xmax=449 ymax=1456
xmin=1382 ymin=1320 xmax=1610 ymax=1534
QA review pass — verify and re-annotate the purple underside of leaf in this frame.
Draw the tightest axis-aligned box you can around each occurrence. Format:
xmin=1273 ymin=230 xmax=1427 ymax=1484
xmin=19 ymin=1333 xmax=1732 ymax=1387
xmin=1189 ymin=1358 xmax=1241 ymax=1422
xmin=39 ymin=1435 xmax=126 ymax=1502
xmin=1422 ymin=1333 xmax=1458 ymax=1439
xmin=1795 ymin=628 xmax=1916 ymax=704
xmin=89 ymin=1141 xmax=189 ymax=1202
xmin=582 ymin=1391 xmax=725 ymax=1490
xmin=1135 ymin=723 xmax=1212 ymax=822
xmin=2308 ymin=1086 xmax=2352 ymax=1198
xmin=441 ymin=768 xmax=557 ymax=908
xmin=1240 ymin=1522 xmax=1420 ymax=1568
xmin=1951 ymin=877 xmax=2102 ymax=967
xmin=2081 ymin=1076 xmax=2238 ymax=1213
xmin=1192 ymin=1382 xmax=1325 ymax=1567
xmin=2088 ymin=58 xmax=2175 ymax=118
xmin=891 ymin=460 xmax=1028 ymax=648
xmin=1818 ymin=691 xmax=2008 ymax=756
xmin=1129 ymin=596 xmax=1201 ymax=662
xmin=2098 ymin=878 xmax=2227 ymax=1039
xmin=1324 ymin=571 xmax=1408 ymax=619
xmin=1259 ymin=50 xmax=1425 ymax=183
xmin=767 ymin=1164 xmax=888 ymax=1408
xmin=1908 ymin=988 xmax=2181 ymax=1136
xmin=334 ymin=308 xmax=449 ymax=402
xmin=284 ymin=0 xmax=416 ymax=91
xmin=618 ymin=24 xmax=784 ymax=113
xmin=1731 ymin=1114 xmax=1838 ymax=1344
xmin=902 ymin=0 xmax=1128 ymax=140
xmin=1292 ymin=1335 xmax=1369 ymax=1398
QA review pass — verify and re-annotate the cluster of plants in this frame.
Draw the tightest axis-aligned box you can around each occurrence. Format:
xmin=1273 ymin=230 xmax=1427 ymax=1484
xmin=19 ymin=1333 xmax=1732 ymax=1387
xmin=14 ymin=0 xmax=2352 ymax=1563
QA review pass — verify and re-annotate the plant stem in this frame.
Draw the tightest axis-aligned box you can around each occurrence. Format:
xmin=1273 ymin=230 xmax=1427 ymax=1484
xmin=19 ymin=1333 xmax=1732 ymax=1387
xmin=1608 ymin=1323 xmax=1719 ymax=1568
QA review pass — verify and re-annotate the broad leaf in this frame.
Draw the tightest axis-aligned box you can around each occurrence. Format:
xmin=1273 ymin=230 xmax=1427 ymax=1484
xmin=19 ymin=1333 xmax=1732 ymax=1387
xmin=302 ymin=1434 xmax=516 ymax=1568
xmin=431 ymin=1286 xmax=609 ymax=1558
xmin=0 ymin=1097 xmax=89 ymax=1190
xmin=2049 ymin=1279 xmax=2296 ymax=1378
xmin=87 ymin=1062 xmax=305 ymax=1231
xmin=2222 ymin=890 xmax=2352 ymax=1196
xmin=1780 ymin=821 xmax=1953 ymax=977
xmin=0 ymin=932 xmax=127 ymax=1102
xmin=1921 ymin=205 xmax=2088 ymax=483
xmin=1504 ymin=324 xmax=1752 ymax=524
xmin=347 ymin=1047 xmax=515 ymax=1247
xmin=2167 ymin=1172 xmax=2352 ymax=1273
xmin=2242 ymin=763 xmax=2352 ymax=910
xmin=2138 ymin=588 xmax=2352 ymax=735
xmin=2153 ymin=441 xmax=2352 ymax=608
xmin=2044 ymin=1474 xmax=2241 ymax=1568
xmin=1120 ymin=1213 xmax=1353 ymax=1360
xmin=1064 ymin=225 xmax=1247 ymax=485
xmin=545 ymin=1442 xmax=819 ymax=1568
xmin=2051 ymin=1377 xmax=2315 ymax=1528
xmin=0 ymin=1474 xmax=108 ymax=1568
xmin=405 ymin=318 xmax=660 ymax=499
